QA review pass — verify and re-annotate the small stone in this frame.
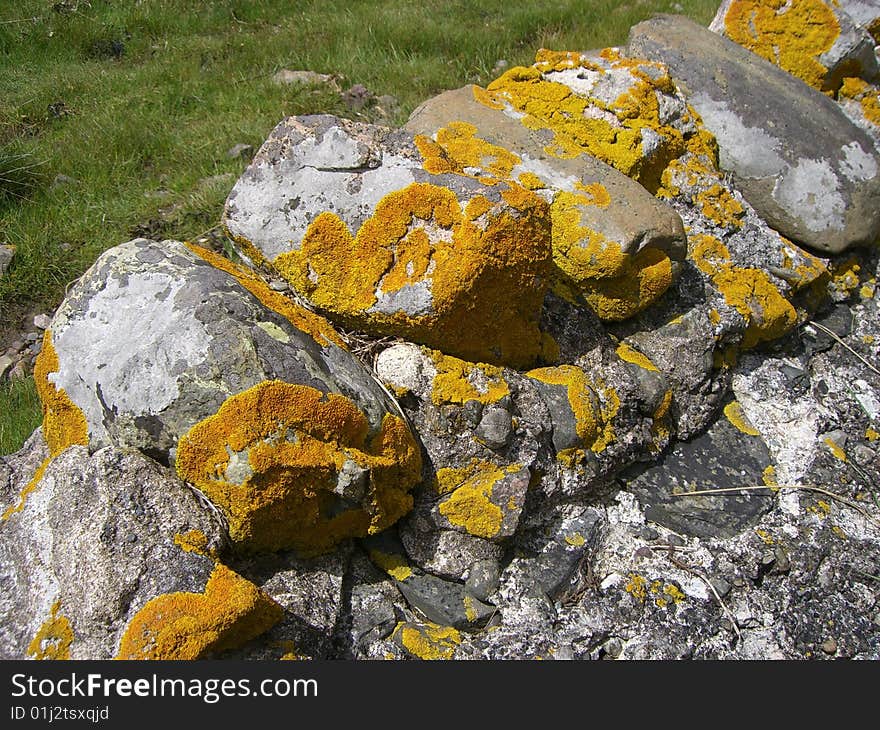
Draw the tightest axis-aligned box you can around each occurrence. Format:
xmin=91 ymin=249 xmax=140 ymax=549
xmin=0 ymin=245 xmax=14 ymax=278
xmin=272 ymin=69 xmax=339 ymax=90
xmin=461 ymin=400 xmax=484 ymax=428
xmin=9 ymin=340 xmax=23 ymax=353
xmin=475 ymin=406 xmax=513 ymax=450
xmin=852 ymin=444 xmax=876 ymax=466
xmin=772 ymin=546 xmax=791 ymax=575
xmin=51 ymin=174 xmax=78 ymax=189
xmin=267 ymin=279 xmax=289 ymax=292
xmin=464 ymin=558 xmax=501 ymax=602
xmin=638 ymin=526 xmax=659 ymax=540
xmin=33 ymin=314 xmax=51 ymax=330
xmin=760 ymin=550 xmax=776 ymax=567
xmin=0 ymin=355 xmax=13 ymax=379
xmin=710 ymin=577 xmax=732 ymax=598
xmin=24 ymin=333 xmax=39 ymax=343
xmin=821 ymin=638 xmax=838 ymax=654
xmin=342 ymin=84 xmax=373 ymax=111
xmin=28 ymin=340 xmax=42 ymax=356
xmin=492 ymin=59 xmax=509 ymax=74
xmin=604 ymin=637 xmax=624 ymax=658
xmin=666 ymin=534 xmax=686 ymax=547
xmin=226 ymin=143 xmax=254 ymax=160
xmin=8 ymin=361 xmax=27 ymax=380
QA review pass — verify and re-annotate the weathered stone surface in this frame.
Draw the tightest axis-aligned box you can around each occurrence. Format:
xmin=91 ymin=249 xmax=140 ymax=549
xmin=710 ymin=0 xmax=879 ymax=91
xmin=628 ymin=14 xmax=880 ymax=253
xmin=42 ymin=237 xmax=421 ymax=554
xmin=406 ymin=85 xmax=687 ymax=321
xmin=223 ymin=114 xmax=553 ymax=369
xmin=0 ymin=444 xmax=281 ymax=660
xmin=624 ymin=401 xmax=775 ymax=538
xmin=0 ymin=244 xmax=13 ymax=278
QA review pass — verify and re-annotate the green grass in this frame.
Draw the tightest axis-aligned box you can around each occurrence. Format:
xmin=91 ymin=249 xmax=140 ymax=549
xmin=0 ymin=0 xmax=718 ymax=455
xmin=0 ymin=376 xmax=42 ymax=455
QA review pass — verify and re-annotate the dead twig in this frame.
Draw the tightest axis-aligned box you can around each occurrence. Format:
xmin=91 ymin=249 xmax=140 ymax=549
xmin=806 ymin=320 xmax=880 ymax=377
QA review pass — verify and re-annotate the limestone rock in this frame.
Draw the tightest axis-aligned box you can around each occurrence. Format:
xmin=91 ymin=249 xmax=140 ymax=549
xmin=0 ymin=444 xmax=281 ymax=660
xmin=0 ymin=244 xmax=13 ymax=278
xmin=710 ymin=0 xmax=879 ymax=91
xmin=40 ymin=237 xmax=421 ymax=554
xmin=406 ymin=85 xmax=687 ymax=321
xmin=628 ymin=14 xmax=880 ymax=253
xmin=223 ymin=114 xmax=554 ymax=369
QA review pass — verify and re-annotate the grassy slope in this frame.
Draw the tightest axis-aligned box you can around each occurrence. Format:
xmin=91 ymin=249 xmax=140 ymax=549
xmin=0 ymin=0 xmax=718 ymax=454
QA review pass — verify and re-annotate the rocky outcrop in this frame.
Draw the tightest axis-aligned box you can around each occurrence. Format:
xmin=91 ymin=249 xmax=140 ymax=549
xmin=2 ymin=1 xmax=879 ymax=660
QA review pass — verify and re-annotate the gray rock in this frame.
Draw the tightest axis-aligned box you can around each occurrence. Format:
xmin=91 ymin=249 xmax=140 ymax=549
xmin=475 ymin=406 xmax=513 ymax=450
xmin=0 ymin=355 xmax=12 ymax=380
xmin=465 ymin=558 xmax=501 ymax=602
xmin=624 ymin=403 xmax=775 ymax=539
xmin=272 ymin=69 xmax=340 ymax=90
xmin=0 ymin=446 xmax=232 ymax=659
xmin=42 ymin=237 xmax=421 ymax=554
xmin=32 ymin=314 xmax=51 ymax=330
xmin=627 ymin=14 xmax=880 ymax=253
xmin=226 ymin=143 xmax=254 ymax=160
xmin=0 ymin=245 xmax=14 ymax=278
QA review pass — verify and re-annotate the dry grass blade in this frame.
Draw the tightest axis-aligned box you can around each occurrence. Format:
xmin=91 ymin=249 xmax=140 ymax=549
xmin=672 ymin=484 xmax=880 ymax=527
xmin=806 ymin=320 xmax=880 ymax=377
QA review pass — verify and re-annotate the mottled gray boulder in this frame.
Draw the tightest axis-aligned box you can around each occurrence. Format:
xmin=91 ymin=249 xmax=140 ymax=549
xmin=628 ymin=14 xmax=880 ymax=253
xmin=223 ymin=114 xmax=553 ymax=369
xmin=405 ymin=85 xmax=687 ymax=321
xmin=43 ymin=237 xmax=421 ymax=554
xmin=710 ymin=0 xmax=879 ymax=91
xmin=0 ymin=445 xmax=230 ymax=659
xmin=0 ymin=244 xmax=14 ymax=278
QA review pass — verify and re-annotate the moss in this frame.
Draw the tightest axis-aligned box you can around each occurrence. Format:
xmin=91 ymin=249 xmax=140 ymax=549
xmin=27 ymin=600 xmax=73 ymax=660
xmin=273 ymin=181 xmax=552 ymax=369
xmin=527 ymin=364 xmax=618 ymax=458
xmin=723 ymin=0 xmax=841 ymax=91
xmin=723 ymin=401 xmax=760 ymax=436
xmin=116 ymin=564 xmax=283 ymax=660
xmin=369 ymin=549 xmax=413 ymax=582
xmin=187 ymin=243 xmax=345 ymax=349
xmin=429 ymin=350 xmax=510 ymax=405
xmin=175 ymin=380 xmax=422 ymax=554
xmin=2 ymin=331 xmax=89 ymax=521
xmin=434 ymin=459 xmax=521 ymax=539
xmin=393 ymin=621 xmax=461 ymax=660
xmin=690 ymin=233 xmax=796 ymax=349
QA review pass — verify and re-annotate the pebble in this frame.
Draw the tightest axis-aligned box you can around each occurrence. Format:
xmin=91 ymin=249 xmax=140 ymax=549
xmin=464 ymin=558 xmax=501 ymax=602
xmin=33 ymin=314 xmax=51 ymax=330
xmin=0 ymin=355 xmax=13 ymax=379
xmin=24 ymin=333 xmax=39 ymax=343
xmin=821 ymin=638 xmax=838 ymax=655
xmin=475 ymin=406 xmax=513 ymax=450
xmin=226 ymin=143 xmax=254 ymax=160
xmin=268 ymin=279 xmax=289 ymax=292
xmin=603 ymin=637 xmax=623 ymax=658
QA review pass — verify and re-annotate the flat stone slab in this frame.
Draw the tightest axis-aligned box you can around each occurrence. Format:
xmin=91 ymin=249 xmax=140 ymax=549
xmin=628 ymin=14 xmax=880 ymax=254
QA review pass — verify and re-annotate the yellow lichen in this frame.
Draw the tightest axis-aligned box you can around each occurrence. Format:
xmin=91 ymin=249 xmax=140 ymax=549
xmin=2 ymin=331 xmax=89 ymax=521
xmin=823 ymin=436 xmax=848 ymax=462
xmin=839 ymin=77 xmax=880 ymax=127
xmin=625 ymin=573 xmax=648 ymax=603
xmin=28 ymin=601 xmax=74 ymax=660
xmin=369 ymin=549 xmax=413 ymax=582
xmin=527 ymin=364 xmax=619 ymax=458
xmin=616 ymin=342 xmax=659 ymax=371
xmin=394 ymin=622 xmax=461 ymax=660
xmin=762 ymin=465 xmax=779 ymax=489
xmin=723 ymin=400 xmax=761 ymax=436
xmin=695 ymin=184 xmax=745 ymax=229
xmin=690 ymin=233 xmax=796 ymax=349
xmin=564 ymin=532 xmax=585 ymax=547
xmin=173 ymin=530 xmax=211 ymax=557
xmin=723 ymin=0 xmax=841 ymax=91
xmin=414 ymin=121 xmax=520 ymax=181
xmin=755 ymin=528 xmax=775 ymax=545
xmin=116 ymin=564 xmax=283 ymax=660
xmin=429 ymin=350 xmax=510 ymax=405
xmin=866 ymin=427 xmax=879 ymax=442
xmin=187 ymin=243 xmax=346 ymax=349
xmin=272 ymin=182 xmax=552 ymax=369
xmin=830 ymin=257 xmax=862 ymax=296
xmin=175 ymin=381 xmax=422 ymax=554
xmin=435 ymin=460 xmax=521 ymax=539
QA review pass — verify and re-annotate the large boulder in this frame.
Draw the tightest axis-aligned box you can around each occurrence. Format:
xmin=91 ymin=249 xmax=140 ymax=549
xmin=0 ymin=442 xmax=282 ymax=660
xmin=223 ymin=115 xmax=554 ymax=369
xmin=405 ymin=85 xmax=688 ymax=321
xmin=39 ymin=237 xmax=422 ymax=554
xmin=628 ymin=14 xmax=880 ymax=253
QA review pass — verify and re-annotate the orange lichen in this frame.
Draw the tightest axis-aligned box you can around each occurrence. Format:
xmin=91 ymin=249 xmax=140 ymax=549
xmin=690 ymin=234 xmax=797 ymax=349
xmin=174 ymin=530 xmax=211 ymax=557
xmin=116 ymin=565 xmax=283 ymax=660
xmin=175 ymin=381 xmax=422 ymax=554
xmin=429 ymin=351 xmax=510 ymax=405
xmin=369 ymin=549 xmax=414 ymax=582
xmin=272 ymin=181 xmax=552 ymax=369
xmin=186 ymin=243 xmax=345 ymax=349
xmin=414 ymin=121 xmax=521 ymax=181
xmin=616 ymin=342 xmax=659 ymax=372
xmin=723 ymin=400 xmax=761 ymax=436
xmin=695 ymin=184 xmax=745 ymax=229
xmin=722 ymin=0 xmax=841 ymax=91
xmin=839 ymin=77 xmax=880 ymax=127
xmin=2 ymin=331 xmax=89 ymax=521
xmin=394 ymin=621 xmax=461 ymax=660
xmin=28 ymin=601 xmax=74 ymax=660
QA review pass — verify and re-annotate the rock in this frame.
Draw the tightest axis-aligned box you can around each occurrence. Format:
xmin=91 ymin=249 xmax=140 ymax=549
xmin=40 ymin=237 xmax=421 ymax=554
xmin=272 ymin=69 xmax=340 ymax=90
xmin=342 ymin=83 xmax=373 ymax=111
xmin=710 ymin=0 xmax=880 ymax=91
xmin=0 ymin=245 xmax=14 ymax=278
xmin=391 ymin=620 xmax=462 ymax=659
xmin=223 ymin=114 xmax=554 ymax=369
xmin=226 ymin=143 xmax=254 ymax=160
xmin=7 ymin=362 xmax=26 ymax=380
xmin=624 ymin=398 xmax=775 ymax=538
xmin=474 ymin=405 xmax=513 ymax=449
xmin=465 ymin=558 xmax=502 ymax=602
xmin=0 ymin=355 xmax=12 ymax=380
xmin=627 ymin=14 xmax=880 ymax=254
xmin=32 ymin=313 xmax=51 ymax=330
xmin=51 ymin=174 xmax=78 ymax=189
xmin=406 ymin=84 xmax=688 ymax=321
xmin=0 ymin=445 xmax=281 ymax=660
